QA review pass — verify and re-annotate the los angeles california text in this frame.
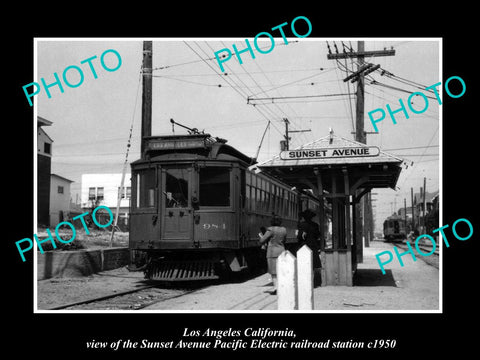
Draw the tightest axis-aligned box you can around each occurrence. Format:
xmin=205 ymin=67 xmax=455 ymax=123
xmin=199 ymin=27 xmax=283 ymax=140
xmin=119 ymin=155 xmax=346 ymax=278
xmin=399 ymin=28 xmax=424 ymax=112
xmin=86 ymin=327 xmax=397 ymax=351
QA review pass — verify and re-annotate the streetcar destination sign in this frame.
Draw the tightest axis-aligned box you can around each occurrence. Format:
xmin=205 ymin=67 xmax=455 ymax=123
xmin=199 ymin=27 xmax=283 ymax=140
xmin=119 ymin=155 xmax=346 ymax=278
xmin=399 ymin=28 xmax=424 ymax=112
xmin=148 ymin=138 xmax=206 ymax=150
xmin=280 ymin=146 xmax=380 ymax=160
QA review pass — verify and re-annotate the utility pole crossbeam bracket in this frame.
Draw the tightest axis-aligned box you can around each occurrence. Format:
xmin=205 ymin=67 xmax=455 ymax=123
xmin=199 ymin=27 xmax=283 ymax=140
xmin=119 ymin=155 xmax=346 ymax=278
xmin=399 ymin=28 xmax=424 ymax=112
xmin=327 ymin=49 xmax=395 ymax=60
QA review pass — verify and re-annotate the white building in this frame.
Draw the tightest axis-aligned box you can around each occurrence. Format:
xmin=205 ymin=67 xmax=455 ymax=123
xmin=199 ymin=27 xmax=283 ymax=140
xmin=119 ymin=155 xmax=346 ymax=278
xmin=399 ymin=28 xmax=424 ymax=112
xmin=81 ymin=173 xmax=131 ymax=229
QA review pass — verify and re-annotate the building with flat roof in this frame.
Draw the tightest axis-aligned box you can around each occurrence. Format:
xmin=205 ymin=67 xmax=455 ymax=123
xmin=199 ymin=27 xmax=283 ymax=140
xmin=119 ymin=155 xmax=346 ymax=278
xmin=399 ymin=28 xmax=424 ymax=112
xmin=81 ymin=173 xmax=131 ymax=230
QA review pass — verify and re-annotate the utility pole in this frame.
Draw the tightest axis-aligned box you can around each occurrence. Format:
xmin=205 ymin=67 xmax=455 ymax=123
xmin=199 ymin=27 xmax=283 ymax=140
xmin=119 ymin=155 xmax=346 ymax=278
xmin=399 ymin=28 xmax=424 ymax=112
xmin=420 ymin=186 xmax=423 ymax=232
xmin=282 ymin=117 xmax=311 ymax=151
xmin=283 ymin=118 xmax=290 ymax=150
xmin=355 ymin=41 xmax=366 ymax=144
xmin=404 ymin=198 xmax=407 ymax=235
xmin=411 ymin=187 xmax=415 ymax=234
xmin=141 ymin=41 xmax=152 ymax=158
xmin=423 ymin=177 xmax=427 ymax=233
xmin=327 ymin=41 xmax=395 ymax=261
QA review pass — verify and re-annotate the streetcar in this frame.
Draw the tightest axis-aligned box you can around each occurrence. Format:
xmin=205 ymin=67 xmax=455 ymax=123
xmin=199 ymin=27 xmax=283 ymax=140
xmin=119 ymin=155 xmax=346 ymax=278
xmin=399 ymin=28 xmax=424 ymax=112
xmin=129 ymin=130 xmax=320 ymax=281
xmin=383 ymin=214 xmax=406 ymax=242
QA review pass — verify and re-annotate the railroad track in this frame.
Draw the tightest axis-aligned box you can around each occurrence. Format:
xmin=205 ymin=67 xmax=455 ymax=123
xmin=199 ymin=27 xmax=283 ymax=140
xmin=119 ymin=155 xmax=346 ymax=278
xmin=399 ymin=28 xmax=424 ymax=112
xmin=394 ymin=241 xmax=440 ymax=255
xmin=394 ymin=241 xmax=439 ymax=269
xmin=49 ymin=283 xmax=207 ymax=310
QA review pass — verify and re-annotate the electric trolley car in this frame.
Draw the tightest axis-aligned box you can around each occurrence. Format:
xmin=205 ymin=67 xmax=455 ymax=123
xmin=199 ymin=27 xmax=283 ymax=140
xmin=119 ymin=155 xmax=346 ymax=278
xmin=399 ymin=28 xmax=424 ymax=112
xmin=129 ymin=132 xmax=320 ymax=281
xmin=383 ymin=214 xmax=406 ymax=242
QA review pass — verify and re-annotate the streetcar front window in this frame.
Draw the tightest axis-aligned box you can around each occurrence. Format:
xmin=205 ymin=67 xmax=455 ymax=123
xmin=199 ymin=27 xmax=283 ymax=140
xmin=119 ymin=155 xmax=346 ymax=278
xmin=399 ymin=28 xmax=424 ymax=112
xmin=165 ymin=169 xmax=189 ymax=208
xmin=199 ymin=167 xmax=230 ymax=207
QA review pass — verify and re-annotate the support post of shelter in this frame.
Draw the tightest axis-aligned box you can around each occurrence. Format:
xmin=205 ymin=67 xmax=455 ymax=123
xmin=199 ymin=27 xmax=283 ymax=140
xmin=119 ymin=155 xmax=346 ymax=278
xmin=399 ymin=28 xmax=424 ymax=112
xmin=314 ymin=168 xmax=325 ymax=250
xmin=354 ymin=192 xmax=364 ymax=264
xmin=343 ymin=168 xmax=354 ymax=283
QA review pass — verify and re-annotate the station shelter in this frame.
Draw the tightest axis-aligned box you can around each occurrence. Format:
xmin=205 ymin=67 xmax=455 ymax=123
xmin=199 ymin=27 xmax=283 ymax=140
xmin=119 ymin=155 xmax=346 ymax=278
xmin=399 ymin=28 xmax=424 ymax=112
xmin=257 ymin=131 xmax=404 ymax=286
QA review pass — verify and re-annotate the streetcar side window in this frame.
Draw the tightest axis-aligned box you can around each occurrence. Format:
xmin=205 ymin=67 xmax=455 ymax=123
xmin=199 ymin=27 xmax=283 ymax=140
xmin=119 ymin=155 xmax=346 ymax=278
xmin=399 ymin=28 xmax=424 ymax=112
xmin=199 ymin=167 xmax=230 ymax=207
xmin=270 ymin=185 xmax=276 ymax=214
xmin=241 ymin=169 xmax=246 ymax=209
xmin=246 ymin=183 xmax=251 ymax=211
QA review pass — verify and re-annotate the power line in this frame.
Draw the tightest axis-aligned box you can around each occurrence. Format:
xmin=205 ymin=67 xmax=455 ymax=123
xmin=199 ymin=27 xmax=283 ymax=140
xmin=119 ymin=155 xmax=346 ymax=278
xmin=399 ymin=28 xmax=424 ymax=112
xmin=247 ymin=93 xmax=351 ymax=104
xmin=398 ymin=125 xmax=439 ymax=189
xmin=214 ymin=41 xmax=294 ymax=127
xmin=367 ymin=79 xmax=439 ymax=100
xmin=248 ymin=70 xmax=333 ymax=97
xmin=152 ymin=68 xmax=329 ymax=77
xmin=250 ymin=57 xmax=312 ymax=146
xmin=183 ymin=41 xmax=284 ymax=140
xmin=152 ymin=40 xmax=298 ymax=71
xmin=384 ymin=145 xmax=439 ymax=151
xmin=391 ymin=153 xmax=438 ymax=157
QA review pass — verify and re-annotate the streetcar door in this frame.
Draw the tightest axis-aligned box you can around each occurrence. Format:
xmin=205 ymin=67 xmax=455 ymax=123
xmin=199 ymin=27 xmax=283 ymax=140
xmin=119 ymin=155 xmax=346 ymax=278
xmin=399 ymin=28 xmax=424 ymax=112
xmin=161 ymin=166 xmax=193 ymax=246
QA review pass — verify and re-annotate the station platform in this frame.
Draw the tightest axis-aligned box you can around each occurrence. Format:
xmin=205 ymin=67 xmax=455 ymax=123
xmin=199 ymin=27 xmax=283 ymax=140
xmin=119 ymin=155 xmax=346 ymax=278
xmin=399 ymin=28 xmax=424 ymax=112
xmin=143 ymin=239 xmax=440 ymax=311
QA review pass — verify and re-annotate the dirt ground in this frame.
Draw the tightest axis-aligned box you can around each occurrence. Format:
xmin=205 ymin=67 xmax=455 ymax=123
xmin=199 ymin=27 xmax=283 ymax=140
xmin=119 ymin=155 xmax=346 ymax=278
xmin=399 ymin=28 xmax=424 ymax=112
xmin=37 ymin=266 xmax=146 ymax=309
xmin=37 ymin=239 xmax=440 ymax=312
xmin=35 ymin=228 xmax=129 ymax=251
xmin=142 ymin=239 xmax=439 ymax=311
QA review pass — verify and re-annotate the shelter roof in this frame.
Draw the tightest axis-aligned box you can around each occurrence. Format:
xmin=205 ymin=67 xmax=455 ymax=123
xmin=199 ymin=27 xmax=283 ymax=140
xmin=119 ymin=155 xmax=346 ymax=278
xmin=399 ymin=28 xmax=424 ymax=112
xmin=256 ymin=132 xmax=405 ymax=193
xmin=257 ymin=133 xmax=403 ymax=168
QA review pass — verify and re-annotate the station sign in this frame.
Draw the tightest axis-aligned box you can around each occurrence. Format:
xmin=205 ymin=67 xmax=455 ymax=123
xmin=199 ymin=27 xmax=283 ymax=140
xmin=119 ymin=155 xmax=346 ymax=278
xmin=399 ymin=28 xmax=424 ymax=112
xmin=280 ymin=146 xmax=380 ymax=160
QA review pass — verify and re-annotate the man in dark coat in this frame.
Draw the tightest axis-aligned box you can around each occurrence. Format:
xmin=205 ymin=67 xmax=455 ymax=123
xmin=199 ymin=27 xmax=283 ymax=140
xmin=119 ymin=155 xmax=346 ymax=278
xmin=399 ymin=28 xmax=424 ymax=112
xmin=297 ymin=209 xmax=322 ymax=283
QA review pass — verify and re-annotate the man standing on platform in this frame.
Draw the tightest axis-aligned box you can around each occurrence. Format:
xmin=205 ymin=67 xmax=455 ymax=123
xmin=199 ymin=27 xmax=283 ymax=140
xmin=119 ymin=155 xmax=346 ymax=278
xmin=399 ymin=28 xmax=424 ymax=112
xmin=297 ymin=209 xmax=322 ymax=286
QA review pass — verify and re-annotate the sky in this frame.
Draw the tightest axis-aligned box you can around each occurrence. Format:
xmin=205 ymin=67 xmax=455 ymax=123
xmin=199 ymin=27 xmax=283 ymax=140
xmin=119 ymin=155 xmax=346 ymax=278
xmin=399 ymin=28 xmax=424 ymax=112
xmin=36 ymin=38 xmax=440 ymax=233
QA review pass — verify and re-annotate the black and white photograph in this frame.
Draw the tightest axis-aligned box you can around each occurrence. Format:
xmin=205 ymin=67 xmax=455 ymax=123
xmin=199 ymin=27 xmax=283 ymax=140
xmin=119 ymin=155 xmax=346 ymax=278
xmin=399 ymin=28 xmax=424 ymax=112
xmin=33 ymin=37 xmax=441 ymax=313
xmin=7 ymin=8 xmax=478 ymax=357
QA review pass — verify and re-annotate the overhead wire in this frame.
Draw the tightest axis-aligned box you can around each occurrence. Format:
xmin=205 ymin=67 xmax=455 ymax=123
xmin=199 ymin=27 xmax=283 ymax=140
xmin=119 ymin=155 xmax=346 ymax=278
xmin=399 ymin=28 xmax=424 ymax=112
xmin=367 ymin=79 xmax=439 ymax=100
xmin=182 ymin=41 xmax=285 ymax=140
xmin=250 ymin=57 xmax=312 ymax=146
xmin=153 ymin=40 xmax=299 ymax=71
xmin=185 ymin=41 xmax=286 ymax=142
xmin=215 ymin=40 xmax=293 ymax=125
xmin=248 ymin=70 xmax=333 ymax=98
xmin=211 ymin=40 xmax=306 ymax=147
xmin=398 ymin=125 xmax=439 ymax=190
xmin=205 ymin=42 xmax=287 ymax=129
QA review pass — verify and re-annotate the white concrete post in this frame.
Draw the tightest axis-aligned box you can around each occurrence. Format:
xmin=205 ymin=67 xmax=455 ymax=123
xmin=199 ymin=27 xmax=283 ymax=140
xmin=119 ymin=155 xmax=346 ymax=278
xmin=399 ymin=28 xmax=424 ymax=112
xmin=297 ymin=245 xmax=314 ymax=310
xmin=277 ymin=250 xmax=298 ymax=310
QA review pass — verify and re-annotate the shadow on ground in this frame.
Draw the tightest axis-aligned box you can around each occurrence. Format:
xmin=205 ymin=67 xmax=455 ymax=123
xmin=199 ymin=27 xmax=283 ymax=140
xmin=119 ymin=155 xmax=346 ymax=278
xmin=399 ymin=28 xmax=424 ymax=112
xmin=353 ymin=269 xmax=396 ymax=287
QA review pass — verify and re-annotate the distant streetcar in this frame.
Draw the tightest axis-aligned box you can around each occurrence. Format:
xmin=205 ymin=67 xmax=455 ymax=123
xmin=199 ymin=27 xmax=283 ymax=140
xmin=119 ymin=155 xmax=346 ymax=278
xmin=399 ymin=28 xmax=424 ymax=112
xmin=129 ymin=131 xmax=320 ymax=281
xmin=383 ymin=214 xmax=406 ymax=242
